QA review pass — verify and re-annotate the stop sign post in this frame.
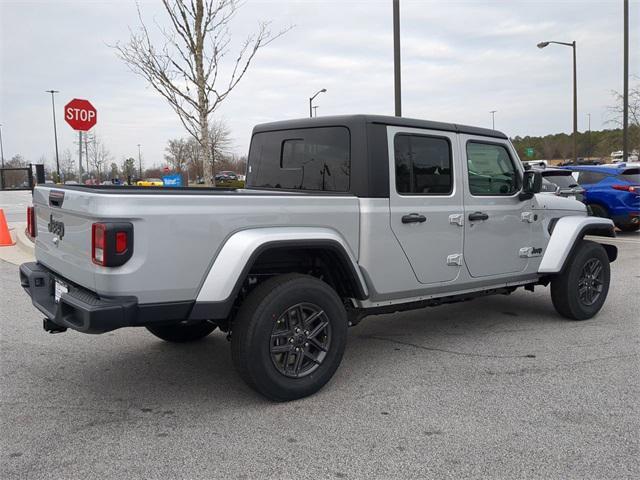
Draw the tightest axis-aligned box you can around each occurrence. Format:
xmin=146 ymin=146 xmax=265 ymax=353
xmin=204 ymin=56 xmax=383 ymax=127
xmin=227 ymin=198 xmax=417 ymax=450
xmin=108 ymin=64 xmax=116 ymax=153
xmin=64 ymin=99 xmax=97 ymax=182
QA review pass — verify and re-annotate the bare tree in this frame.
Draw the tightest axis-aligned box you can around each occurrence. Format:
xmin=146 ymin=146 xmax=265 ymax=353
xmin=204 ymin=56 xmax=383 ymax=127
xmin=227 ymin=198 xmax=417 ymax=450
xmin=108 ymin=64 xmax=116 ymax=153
xmin=607 ymin=78 xmax=640 ymax=152
xmin=181 ymin=137 xmax=200 ymax=180
xmin=164 ymin=138 xmax=189 ymax=172
xmin=89 ymin=136 xmax=113 ymax=182
xmin=208 ymin=118 xmax=232 ymax=178
xmin=6 ymin=154 xmax=26 ymax=167
xmin=61 ymin=149 xmax=76 ymax=181
xmin=608 ymin=77 xmax=640 ymax=127
xmin=114 ymin=0 xmax=289 ymax=170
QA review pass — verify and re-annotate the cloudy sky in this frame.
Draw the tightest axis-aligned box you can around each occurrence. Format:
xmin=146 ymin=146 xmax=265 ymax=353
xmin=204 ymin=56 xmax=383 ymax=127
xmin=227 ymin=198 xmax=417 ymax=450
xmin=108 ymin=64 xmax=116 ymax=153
xmin=0 ymin=0 xmax=638 ymax=170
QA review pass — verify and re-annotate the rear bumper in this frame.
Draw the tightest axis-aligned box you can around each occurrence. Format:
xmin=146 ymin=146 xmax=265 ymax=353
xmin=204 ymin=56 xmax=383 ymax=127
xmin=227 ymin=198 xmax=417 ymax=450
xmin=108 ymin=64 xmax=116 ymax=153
xmin=19 ymin=262 xmax=193 ymax=334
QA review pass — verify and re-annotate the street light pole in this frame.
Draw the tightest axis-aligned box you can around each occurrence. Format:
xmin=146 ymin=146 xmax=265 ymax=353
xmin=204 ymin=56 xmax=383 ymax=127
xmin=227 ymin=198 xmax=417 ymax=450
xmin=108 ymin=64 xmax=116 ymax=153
xmin=45 ymin=90 xmax=61 ymax=178
xmin=587 ymin=113 xmax=592 ymax=157
xmin=622 ymin=0 xmax=629 ymax=164
xmin=137 ymin=144 xmax=142 ymax=178
xmin=490 ymin=110 xmax=497 ymax=130
xmin=537 ymin=40 xmax=578 ymax=164
xmin=393 ymin=0 xmax=401 ymax=117
xmin=309 ymin=89 xmax=327 ymax=118
xmin=0 ymin=124 xmax=5 ymax=169
xmin=313 ymin=106 xmax=319 ymax=117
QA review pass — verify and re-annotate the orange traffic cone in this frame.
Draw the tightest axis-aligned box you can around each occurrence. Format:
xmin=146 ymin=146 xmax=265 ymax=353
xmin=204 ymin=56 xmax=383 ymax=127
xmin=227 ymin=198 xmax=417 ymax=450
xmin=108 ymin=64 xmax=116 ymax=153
xmin=0 ymin=209 xmax=16 ymax=246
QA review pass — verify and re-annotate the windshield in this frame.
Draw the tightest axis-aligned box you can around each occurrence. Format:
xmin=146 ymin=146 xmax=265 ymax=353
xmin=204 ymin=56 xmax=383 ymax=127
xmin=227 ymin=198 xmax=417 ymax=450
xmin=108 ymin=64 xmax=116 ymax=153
xmin=540 ymin=178 xmax=558 ymax=193
xmin=620 ymin=168 xmax=640 ymax=184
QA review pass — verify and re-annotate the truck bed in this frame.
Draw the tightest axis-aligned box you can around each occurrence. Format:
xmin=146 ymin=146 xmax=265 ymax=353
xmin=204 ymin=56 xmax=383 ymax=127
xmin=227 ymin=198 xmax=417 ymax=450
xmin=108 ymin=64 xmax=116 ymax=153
xmin=32 ymin=185 xmax=360 ymax=304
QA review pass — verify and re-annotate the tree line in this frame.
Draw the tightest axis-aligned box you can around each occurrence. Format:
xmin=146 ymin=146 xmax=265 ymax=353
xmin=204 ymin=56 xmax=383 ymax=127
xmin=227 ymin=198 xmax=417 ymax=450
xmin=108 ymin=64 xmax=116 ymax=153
xmin=513 ymin=79 xmax=640 ymax=161
xmin=511 ymin=125 xmax=640 ymax=161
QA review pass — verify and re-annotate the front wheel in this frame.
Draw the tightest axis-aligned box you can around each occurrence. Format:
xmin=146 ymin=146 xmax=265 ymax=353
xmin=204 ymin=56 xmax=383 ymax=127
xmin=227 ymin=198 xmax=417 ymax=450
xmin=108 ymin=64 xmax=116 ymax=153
xmin=231 ymin=274 xmax=348 ymax=401
xmin=551 ymin=240 xmax=610 ymax=320
xmin=146 ymin=321 xmax=217 ymax=343
xmin=616 ymin=222 xmax=640 ymax=232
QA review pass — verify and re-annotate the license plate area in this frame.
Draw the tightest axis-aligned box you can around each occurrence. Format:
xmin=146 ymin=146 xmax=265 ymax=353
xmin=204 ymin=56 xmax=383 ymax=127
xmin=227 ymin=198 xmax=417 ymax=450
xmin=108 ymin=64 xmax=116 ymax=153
xmin=54 ymin=279 xmax=68 ymax=303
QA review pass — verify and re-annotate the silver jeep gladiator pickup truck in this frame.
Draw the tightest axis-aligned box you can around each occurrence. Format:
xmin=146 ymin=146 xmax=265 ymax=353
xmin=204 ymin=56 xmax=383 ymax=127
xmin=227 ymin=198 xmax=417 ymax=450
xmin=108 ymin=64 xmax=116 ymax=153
xmin=20 ymin=115 xmax=617 ymax=401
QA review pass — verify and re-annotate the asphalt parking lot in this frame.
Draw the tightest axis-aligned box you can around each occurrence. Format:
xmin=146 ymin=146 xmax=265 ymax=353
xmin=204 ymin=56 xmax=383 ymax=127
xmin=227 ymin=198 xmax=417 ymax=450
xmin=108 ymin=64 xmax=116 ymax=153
xmin=0 ymin=190 xmax=32 ymax=223
xmin=1 ymin=232 xmax=638 ymax=479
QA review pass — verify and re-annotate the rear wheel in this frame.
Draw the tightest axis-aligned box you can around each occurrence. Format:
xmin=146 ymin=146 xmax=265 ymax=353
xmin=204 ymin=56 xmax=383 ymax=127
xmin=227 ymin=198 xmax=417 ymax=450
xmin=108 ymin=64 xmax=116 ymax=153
xmin=231 ymin=274 xmax=347 ymax=401
xmin=589 ymin=204 xmax=608 ymax=219
xmin=146 ymin=321 xmax=216 ymax=343
xmin=551 ymin=240 xmax=610 ymax=320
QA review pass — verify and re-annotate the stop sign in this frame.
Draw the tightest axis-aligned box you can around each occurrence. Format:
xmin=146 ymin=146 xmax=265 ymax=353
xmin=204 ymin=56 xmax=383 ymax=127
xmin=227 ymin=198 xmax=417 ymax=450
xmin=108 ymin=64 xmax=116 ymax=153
xmin=163 ymin=166 xmax=170 ymax=173
xmin=64 ymin=98 xmax=97 ymax=131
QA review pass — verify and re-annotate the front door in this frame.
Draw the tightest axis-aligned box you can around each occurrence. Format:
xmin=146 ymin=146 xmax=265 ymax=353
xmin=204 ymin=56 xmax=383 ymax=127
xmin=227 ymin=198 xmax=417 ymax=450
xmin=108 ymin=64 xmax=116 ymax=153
xmin=388 ymin=127 xmax=464 ymax=285
xmin=461 ymin=136 xmax=531 ymax=277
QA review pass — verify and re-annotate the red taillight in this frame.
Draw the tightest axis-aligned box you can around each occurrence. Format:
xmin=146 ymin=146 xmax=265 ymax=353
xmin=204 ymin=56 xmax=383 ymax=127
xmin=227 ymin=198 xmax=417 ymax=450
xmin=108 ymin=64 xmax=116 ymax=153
xmin=115 ymin=231 xmax=127 ymax=254
xmin=26 ymin=206 xmax=37 ymax=238
xmin=91 ymin=222 xmax=133 ymax=267
xmin=611 ymin=184 xmax=638 ymax=193
xmin=92 ymin=223 xmax=106 ymax=266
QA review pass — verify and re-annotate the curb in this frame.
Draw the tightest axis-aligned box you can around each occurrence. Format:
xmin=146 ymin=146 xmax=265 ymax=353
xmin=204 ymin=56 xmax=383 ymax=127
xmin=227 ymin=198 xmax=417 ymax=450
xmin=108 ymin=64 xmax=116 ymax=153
xmin=13 ymin=222 xmax=35 ymax=255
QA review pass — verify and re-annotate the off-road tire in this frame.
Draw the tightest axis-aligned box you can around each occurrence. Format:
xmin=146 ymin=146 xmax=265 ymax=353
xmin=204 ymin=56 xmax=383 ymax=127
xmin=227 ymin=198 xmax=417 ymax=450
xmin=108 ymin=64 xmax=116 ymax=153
xmin=588 ymin=204 xmax=608 ymax=219
xmin=146 ymin=321 xmax=216 ymax=342
xmin=551 ymin=240 xmax=610 ymax=320
xmin=231 ymin=273 xmax=348 ymax=402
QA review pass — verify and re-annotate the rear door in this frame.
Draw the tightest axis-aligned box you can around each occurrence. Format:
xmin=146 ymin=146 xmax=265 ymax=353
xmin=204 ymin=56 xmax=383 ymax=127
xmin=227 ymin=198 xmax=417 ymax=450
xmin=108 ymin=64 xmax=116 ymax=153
xmin=388 ymin=126 xmax=464 ymax=284
xmin=460 ymin=136 xmax=531 ymax=277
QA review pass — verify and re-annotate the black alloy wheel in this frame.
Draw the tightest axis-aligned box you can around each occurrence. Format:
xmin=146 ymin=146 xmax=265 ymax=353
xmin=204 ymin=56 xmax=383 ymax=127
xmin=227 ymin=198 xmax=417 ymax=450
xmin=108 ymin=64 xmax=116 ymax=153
xmin=270 ymin=303 xmax=331 ymax=378
xmin=577 ymin=258 xmax=604 ymax=306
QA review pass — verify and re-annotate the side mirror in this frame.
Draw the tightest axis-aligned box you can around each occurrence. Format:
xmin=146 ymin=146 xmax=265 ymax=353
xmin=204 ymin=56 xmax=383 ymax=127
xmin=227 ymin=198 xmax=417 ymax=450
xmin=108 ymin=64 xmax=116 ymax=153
xmin=519 ymin=170 xmax=542 ymax=200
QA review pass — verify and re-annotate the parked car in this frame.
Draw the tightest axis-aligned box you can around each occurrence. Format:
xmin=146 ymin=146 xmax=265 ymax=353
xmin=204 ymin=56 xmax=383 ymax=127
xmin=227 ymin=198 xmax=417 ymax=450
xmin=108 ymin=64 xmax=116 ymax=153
xmin=20 ymin=114 xmax=617 ymax=401
xmin=136 ymin=178 xmax=164 ymax=187
xmin=537 ymin=167 xmax=586 ymax=202
xmin=559 ymin=158 xmax=603 ymax=166
xmin=562 ymin=165 xmax=640 ymax=232
xmin=214 ymin=171 xmax=238 ymax=182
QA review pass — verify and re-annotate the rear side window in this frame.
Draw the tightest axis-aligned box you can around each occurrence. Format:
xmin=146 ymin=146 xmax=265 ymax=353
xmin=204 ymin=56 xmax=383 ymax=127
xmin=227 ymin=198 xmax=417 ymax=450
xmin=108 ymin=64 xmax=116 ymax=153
xmin=394 ymin=134 xmax=452 ymax=195
xmin=247 ymin=127 xmax=350 ymax=192
xmin=576 ymin=171 xmax=608 ymax=185
xmin=466 ymin=142 xmax=519 ymax=195
xmin=620 ymin=168 xmax=640 ymax=184
xmin=543 ymin=172 xmax=578 ymax=188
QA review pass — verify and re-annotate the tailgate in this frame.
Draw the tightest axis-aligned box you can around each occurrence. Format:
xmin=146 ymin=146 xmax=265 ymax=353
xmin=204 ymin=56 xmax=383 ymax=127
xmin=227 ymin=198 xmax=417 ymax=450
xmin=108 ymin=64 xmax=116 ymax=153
xmin=33 ymin=187 xmax=96 ymax=291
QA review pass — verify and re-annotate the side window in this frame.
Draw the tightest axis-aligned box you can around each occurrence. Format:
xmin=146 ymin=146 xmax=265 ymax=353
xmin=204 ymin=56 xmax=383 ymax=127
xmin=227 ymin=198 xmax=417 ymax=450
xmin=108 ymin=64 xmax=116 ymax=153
xmin=247 ymin=127 xmax=350 ymax=192
xmin=576 ymin=171 xmax=607 ymax=185
xmin=394 ymin=134 xmax=452 ymax=195
xmin=466 ymin=142 xmax=519 ymax=196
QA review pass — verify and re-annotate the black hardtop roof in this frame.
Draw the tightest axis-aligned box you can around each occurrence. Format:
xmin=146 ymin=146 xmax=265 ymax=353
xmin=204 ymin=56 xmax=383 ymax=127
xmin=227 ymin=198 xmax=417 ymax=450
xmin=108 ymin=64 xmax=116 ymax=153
xmin=253 ymin=114 xmax=508 ymax=140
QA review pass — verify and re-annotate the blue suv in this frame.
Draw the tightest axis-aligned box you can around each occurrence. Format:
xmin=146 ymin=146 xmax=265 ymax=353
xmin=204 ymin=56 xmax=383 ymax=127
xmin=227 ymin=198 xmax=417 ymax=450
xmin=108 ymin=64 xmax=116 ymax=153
xmin=563 ymin=164 xmax=640 ymax=232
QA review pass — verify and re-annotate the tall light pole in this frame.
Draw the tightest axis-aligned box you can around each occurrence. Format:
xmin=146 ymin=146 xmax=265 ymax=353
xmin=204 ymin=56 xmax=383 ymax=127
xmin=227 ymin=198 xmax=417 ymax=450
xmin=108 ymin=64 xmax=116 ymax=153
xmin=622 ymin=0 xmax=629 ymax=164
xmin=309 ymin=89 xmax=326 ymax=118
xmin=0 ymin=124 xmax=5 ymax=169
xmin=537 ymin=40 xmax=578 ymax=164
xmin=313 ymin=106 xmax=319 ymax=117
xmin=393 ymin=0 xmax=401 ymax=116
xmin=490 ymin=110 xmax=497 ymax=130
xmin=45 ymin=90 xmax=61 ymax=178
xmin=137 ymin=144 xmax=142 ymax=178
xmin=587 ymin=113 xmax=592 ymax=158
